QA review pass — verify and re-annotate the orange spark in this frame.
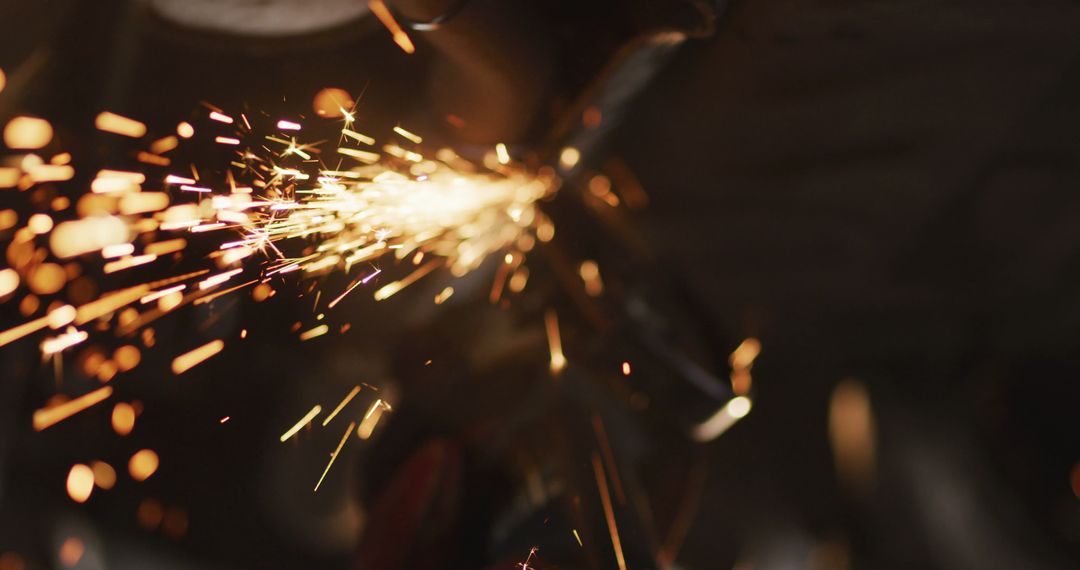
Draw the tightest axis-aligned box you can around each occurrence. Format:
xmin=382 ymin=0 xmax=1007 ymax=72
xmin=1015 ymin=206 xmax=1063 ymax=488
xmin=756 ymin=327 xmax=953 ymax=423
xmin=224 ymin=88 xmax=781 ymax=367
xmin=369 ymin=0 xmax=416 ymax=54
xmin=545 ymin=309 xmax=566 ymax=375
xmin=95 ymin=112 xmax=146 ymax=138
xmin=171 ymin=339 xmax=225 ymax=374
xmin=33 ymin=386 xmax=113 ymax=431
xmin=592 ymin=453 xmax=627 ymax=570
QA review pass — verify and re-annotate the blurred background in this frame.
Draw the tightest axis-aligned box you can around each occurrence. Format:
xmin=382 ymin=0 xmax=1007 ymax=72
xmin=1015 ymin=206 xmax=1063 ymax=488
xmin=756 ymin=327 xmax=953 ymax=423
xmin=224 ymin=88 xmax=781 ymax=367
xmin=1 ymin=0 xmax=1080 ymax=568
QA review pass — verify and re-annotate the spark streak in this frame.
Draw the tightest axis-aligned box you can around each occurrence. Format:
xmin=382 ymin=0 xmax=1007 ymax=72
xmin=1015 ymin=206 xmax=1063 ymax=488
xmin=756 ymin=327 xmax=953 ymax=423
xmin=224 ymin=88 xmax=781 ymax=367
xmin=280 ymin=405 xmax=323 ymax=442
xmin=368 ymin=0 xmax=416 ymax=54
xmin=357 ymin=399 xmax=388 ymax=439
xmin=33 ymin=386 xmax=113 ymax=431
xmin=95 ymin=112 xmax=147 ymax=138
xmin=545 ymin=309 xmax=566 ymax=375
xmin=322 ymin=386 xmax=361 ymax=426
xmin=592 ymin=453 xmax=627 ymax=570
xmin=171 ymin=339 xmax=225 ymax=374
xmin=314 ymin=421 xmax=355 ymax=492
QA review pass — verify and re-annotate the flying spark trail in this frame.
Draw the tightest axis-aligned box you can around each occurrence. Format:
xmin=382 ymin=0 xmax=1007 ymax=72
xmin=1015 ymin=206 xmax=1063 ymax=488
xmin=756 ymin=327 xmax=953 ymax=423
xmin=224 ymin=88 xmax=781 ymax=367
xmin=0 ymin=100 xmax=554 ymax=434
xmin=3 ymin=72 xmax=560 ymax=536
xmin=322 ymin=386 xmax=361 ymax=426
xmin=357 ymin=398 xmax=389 ymax=440
xmin=33 ymin=386 xmax=114 ymax=431
xmin=314 ymin=421 xmax=355 ymax=492
xmin=592 ymin=453 xmax=627 ymax=570
xmin=281 ymin=405 xmax=323 ymax=442
xmin=545 ymin=309 xmax=567 ymax=375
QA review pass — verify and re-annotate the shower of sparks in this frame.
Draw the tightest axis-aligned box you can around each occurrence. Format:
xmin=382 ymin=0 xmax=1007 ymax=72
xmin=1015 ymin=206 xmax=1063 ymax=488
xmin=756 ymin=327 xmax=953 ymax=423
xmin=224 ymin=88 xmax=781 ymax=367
xmin=314 ymin=421 xmax=355 ymax=492
xmin=0 ymin=100 xmax=553 ymax=434
xmin=281 ymin=405 xmax=323 ymax=442
xmin=322 ymin=385 xmax=361 ymax=426
xmin=2 ymin=60 xmax=555 ymax=513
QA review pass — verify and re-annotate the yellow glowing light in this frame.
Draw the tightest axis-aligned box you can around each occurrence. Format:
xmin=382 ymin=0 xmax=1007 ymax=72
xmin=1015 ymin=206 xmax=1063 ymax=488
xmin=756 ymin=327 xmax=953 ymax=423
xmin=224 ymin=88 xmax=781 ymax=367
xmin=559 ymin=146 xmax=581 ymax=169
xmin=357 ymin=399 xmax=388 ymax=440
xmin=314 ymin=421 xmax=355 ymax=492
xmin=730 ymin=338 xmax=761 ymax=370
xmin=4 ymin=116 xmax=53 ymax=149
xmin=281 ymin=405 xmax=322 ymax=442
xmin=313 ymin=87 xmax=354 ymax=118
xmin=369 ymin=0 xmax=416 ymax=54
xmin=545 ymin=309 xmax=566 ymax=375
xmin=299 ymin=324 xmax=328 ymax=341
xmin=27 ymin=213 xmax=53 ymax=234
xmin=0 ymin=268 xmax=19 ymax=297
xmin=322 ymin=386 xmax=361 ymax=426
xmin=578 ymin=260 xmax=603 ymax=296
xmin=176 ymin=122 xmax=195 ymax=138
xmin=95 ymin=112 xmax=146 ymax=138
xmin=33 ymin=386 xmax=113 ymax=431
xmin=393 ymin=125 xmax=422 ymax=144
xmin=171 ymin=339 xmax=224 ymax=374
xmin=66 ymin=464 xmax=94 ymax=503
xmin=495 ymin=143 xmax=511 ymax=165
xmin=114 ymin=345 xmax=141 ymax=371
xmin=128 ymin=449 xmax=159 ymax=481
xmin=91 ymin=460 xmax=117 ymax=490
xmin=111 ymin=402 xmax=135 ymax=436
xmin=434 ymin=286 xmax=454 ymax=305
xmin=692 ymin=396 xmax=752 ymax=442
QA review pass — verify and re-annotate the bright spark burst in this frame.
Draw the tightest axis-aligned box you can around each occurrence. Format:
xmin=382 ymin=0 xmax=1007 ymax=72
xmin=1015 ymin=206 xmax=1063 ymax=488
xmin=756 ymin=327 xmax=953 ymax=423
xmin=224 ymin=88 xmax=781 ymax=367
xmin=0 ymin=101 xmax=554 ymax=434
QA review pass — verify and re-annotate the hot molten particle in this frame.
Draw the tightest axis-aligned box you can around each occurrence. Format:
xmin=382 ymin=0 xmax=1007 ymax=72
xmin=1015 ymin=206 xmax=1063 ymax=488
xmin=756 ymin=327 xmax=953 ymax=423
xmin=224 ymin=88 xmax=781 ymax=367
xmin=129 ymin=449 xmax=159 ymax=481
xmin=66 ymin=464 xmax=94 ymax=503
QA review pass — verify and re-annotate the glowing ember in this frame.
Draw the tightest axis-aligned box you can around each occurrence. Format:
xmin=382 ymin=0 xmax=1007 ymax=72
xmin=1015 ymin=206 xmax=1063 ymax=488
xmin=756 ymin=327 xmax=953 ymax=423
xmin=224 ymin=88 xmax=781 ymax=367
xmin=281 ymin=405 xmax=322 ymax=442
xmin=33 ymin=386 xmax=113 ymax=431
xmin=66 ymin=464 xmax=95 ymax=503
xmin=369 ymin=0 xmax=416 ymax=54
xmin=545 ymin=309 xmax=567 ymax=375
xmin=95 ymin=112 xmax=147 ymax=138
xmin=322 ymin=386 xmax=361 ymax=426
xmin=111 ymin=402 xmax=136 ymax=436
xmin=91 ymin=461 xmax=117 ymax=490
xmin=3 ymin=116 xmax=53 ymax=149
xmin=129 ymin=449 xmax=160 ymax=481
xmin=171 ymin=340 xmax=225 ymax=374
